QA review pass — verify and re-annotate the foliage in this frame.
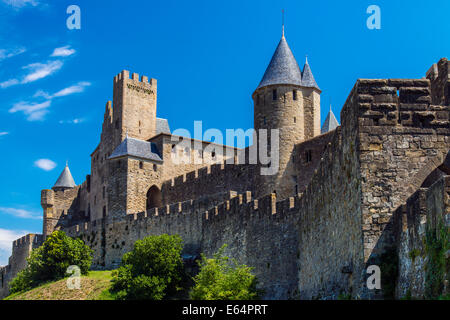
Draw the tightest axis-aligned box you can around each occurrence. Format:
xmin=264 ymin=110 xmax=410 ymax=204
xmin=9 ymin=231 xmax=93 ymax=294
xmin=424 ymin=222 xmax=449 ymax=299
xmin=337 ymin=292 xmax=352 ymax=300
xmin=408 ymin=248 xmax=421 ymax=263
xmin=379 ymin=246 xmax=398 ymax=300
xmin=6 ymin=270 xmax=113 ymax=300
xmin=190 ymin=245 xmax=259 ymax=300
xmin=110 ymin=234 xmax=184 ymax=300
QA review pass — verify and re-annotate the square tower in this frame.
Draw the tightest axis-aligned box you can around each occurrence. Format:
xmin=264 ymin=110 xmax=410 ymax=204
xmin=112 ymin=70 xmax=157 ymax=147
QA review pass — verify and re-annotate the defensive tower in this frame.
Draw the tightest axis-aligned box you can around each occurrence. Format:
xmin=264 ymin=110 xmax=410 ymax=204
xmin=252 ymin=27 xmax=321 ymax=198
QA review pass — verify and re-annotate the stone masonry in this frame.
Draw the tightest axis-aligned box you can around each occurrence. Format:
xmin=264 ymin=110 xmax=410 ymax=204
xmin=0 ymin=29 xmax=448 ymax=300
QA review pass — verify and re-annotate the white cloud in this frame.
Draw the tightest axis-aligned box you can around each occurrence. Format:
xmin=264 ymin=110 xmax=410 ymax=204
xmin=50 ymin=45 xmax=75 ymax=57
xmin=10 ymin=81 xmax=90 ymax=121
xmin=35 ymin=81 xmax=91 ymax=100
xmin=9 ymin=100 xmax=51 ymax=121
xmin=0 ymin=132 xmax=9 ymax=136
xmin=0 ymin=47 xmax=26 ymax=61
xmin=59 ymin=118 xmax=85 ymax=125
xmin=33 ymin=89 xmax=51 ymax=99
xmin=27 ymin=109 xmax=49 ymax=121
xmin=52 ymin=81 xmax=90 ymax=97
xmin=0 ymin=207 xmax=41 ymax=220
xmin=0 ymin=228 xmax=31 ymax=266
xmin=2 ymin=0 xmax=39 ymax=9
xmin=0 ymin=78 xmax=19 ymax=88
xmin=0 ymin=46 xmax=73 ymax=89
xmin=34 ymin=158 xmax=56 ymax=171
xmin=22 ymin=60 xmax=63 ymax=83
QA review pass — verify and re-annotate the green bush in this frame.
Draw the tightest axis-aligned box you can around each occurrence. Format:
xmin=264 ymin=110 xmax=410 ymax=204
xmin=111 ymin=234 xmax=184 ymax=300
xmin=9 ymin=231 xmax=93 ymax=293
xmin=190 ymin=245 xmax=259 ymax=300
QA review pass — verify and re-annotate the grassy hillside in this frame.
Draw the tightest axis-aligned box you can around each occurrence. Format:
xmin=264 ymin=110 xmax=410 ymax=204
xmin=4 ymin=271 xmax=115 ymax=300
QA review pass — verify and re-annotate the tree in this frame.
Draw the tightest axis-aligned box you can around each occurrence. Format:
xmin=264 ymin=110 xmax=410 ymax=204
xmin=9 ymin=231 xmax=93 ymax=293
xmin=110 ymin=234 xmax=184 ymax=300
xmin=190 ymin=245 xmax=259 ymax=300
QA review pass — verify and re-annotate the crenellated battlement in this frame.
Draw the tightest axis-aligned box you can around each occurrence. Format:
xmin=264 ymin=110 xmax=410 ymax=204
xmin=40 ymin=189 xmax=54 ymax=206
xmin=161 ymin=161 xmax=256 ymax=206
xmin=12 ymin=234 xmax=43 ymax=250
xmin=166 ymin=163 xmax=232 ymax=188
xmin=353 ymin=78 xmax=450 ymax=128
xmin=113 ymin=70 xmax=156 ymax=87
xmin=3 ymin=58 xmax=448 ymax=300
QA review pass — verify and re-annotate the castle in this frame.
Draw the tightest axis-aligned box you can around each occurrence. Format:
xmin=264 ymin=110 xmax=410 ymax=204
xmin=1 ymin=30 xmax=449 ymax=299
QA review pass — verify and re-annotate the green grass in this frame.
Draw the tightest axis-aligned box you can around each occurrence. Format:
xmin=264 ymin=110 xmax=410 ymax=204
xmin=3 ymin=270 xmax=115 ymax=300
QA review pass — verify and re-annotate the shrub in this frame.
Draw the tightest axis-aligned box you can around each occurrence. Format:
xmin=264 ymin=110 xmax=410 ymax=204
xmin=190 ymin=245 xmax=259 ymax=300
xmin=111 ymin=234 xmax=184 ymax=300
xmin=9 ymin=231 xmax=93 ymax=293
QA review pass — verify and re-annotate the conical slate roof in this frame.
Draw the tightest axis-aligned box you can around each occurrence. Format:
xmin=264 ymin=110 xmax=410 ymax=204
xmin=109 ymin=136 xmax=162 ymax=162
xmin=256 ymin=35 xmax=303 ymax=90
xmin=301 ymin=57 xmax=320 ymax=90
xmin=53 ymin=164 xmax=76 ymax=189
xmin=321 ymin=108 xmax=339 ymax=134
xmin=156 ymin=118 xmax=171 ymax=135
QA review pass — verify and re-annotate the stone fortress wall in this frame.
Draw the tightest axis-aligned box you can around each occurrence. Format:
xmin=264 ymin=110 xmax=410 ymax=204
xmin=1 ymin=58 xmax=448 ymax=299
xmin=0 ymin=234 xmax=43 ymax=298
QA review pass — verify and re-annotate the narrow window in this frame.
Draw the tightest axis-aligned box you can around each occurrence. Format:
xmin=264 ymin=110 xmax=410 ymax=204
xmin=294 ymin=117 xmax=296 ymax=123
xmin=103 ymin=186 xmax=105 ymax=199
xmin=305 ymin=150 xmax=312 ymax=163
xmin=293 ymin=90 xmax=297 ymax=100
xmin=153 ymin=164 xmax=157 ymax=171
xmin=139 ymin=161 xmax=143 ymax=169
xmin=263 ymin=117 xmax=266 ymax=125
xmin=87 ymin=175 xmax=91 ymax=193
xmin=115 ymin=120 xmax=119 ymax=129
xmin=272 ymin=89 xmax=277 ymax=100
xmin=212 ymin=151 xmax=216 ymax=159
xmin=103 ymin=206 xmax=106 ymax=218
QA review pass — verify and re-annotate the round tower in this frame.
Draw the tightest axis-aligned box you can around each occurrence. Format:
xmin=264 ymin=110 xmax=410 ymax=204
xmin=253 ymin=29 xmax=321 ymax=199
xmin=52 ymin=163 xmax=76 ymax=192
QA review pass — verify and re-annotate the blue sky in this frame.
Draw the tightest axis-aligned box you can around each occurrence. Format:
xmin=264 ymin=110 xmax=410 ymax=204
xmin=0 ymin=0 xmax=449 ymax=265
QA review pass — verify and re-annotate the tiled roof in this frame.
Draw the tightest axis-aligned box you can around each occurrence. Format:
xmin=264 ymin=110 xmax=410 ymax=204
xmin=156 ymin=118 xmax=171 ymax=135
xmin=53 ymin=165 xmax=76 ymax=189
xmin=321 ymin=108 xmax=339 ymax=134
xmin=256 ymin=35 xmax=303 ymax=89
xmin=301 ymin=58 xmax=320 ymax=90
xmin=109 ymin=136 xmax=163 ymax=162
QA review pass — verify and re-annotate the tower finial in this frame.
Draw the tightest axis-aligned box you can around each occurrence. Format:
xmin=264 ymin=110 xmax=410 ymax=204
xmin=305 ymin=54 xmax=308 ymax=64
xmin=281 ymin=9 xmax=285 ymax=38
xmin=66 ymin=160 xmax=68 ymax=167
